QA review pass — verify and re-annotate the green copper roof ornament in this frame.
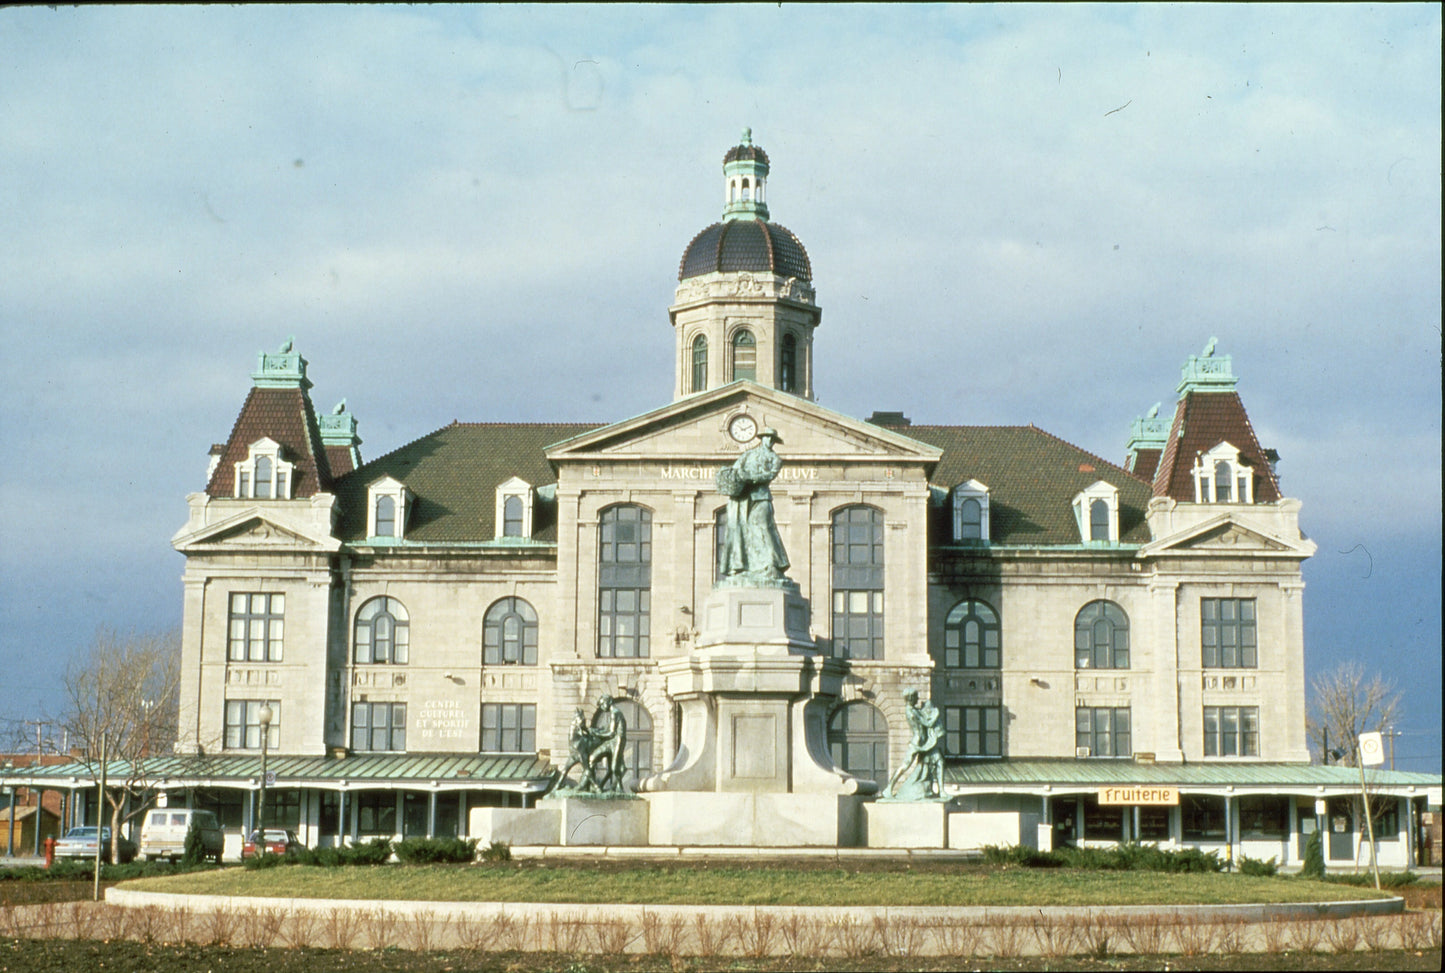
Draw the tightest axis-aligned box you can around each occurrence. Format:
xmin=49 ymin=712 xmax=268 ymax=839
xmin=1176 ymin=336 xmax=1237 ymax=395
xmin=319 ymin=399 xmax=362 ymax=466
xmin=252 ymin=336 xmax=312 ymax=390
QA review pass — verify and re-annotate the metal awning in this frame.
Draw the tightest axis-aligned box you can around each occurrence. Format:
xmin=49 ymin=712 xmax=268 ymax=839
xmin=1 ymin=752 xmax=556 ymax=793
xmin=943 ymin=758 xmax=1441 ymax=799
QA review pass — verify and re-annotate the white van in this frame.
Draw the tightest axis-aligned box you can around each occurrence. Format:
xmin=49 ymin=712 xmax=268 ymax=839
xmin=139 ymin=808 xmax=224 ymax=863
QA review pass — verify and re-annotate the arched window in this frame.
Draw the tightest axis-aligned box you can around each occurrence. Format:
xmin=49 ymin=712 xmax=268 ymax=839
xmin=375 ymin=495 xmax=396 ymax=537
xmin=502 ymin=495 xmax=524 ymax=537
xmin=944 ymin=599 xmax=1000 ymax=668
xmin=1089 ymin=499 xmax=1110 ymax=542
xmin=827 ymin=702 xmax=889 ymax=789
xmin=598 ymin=505 xmax=652 ymax=658
xmin=254 ymin=456 xmax=273 ymax=499
xmin=831 ymin=505 xmax=885 ymax=660
xmin=959 ymin=498 xmax=982 ymax=539
xmin=731 ymin=330 xmax=756 ymax=382
xmin=1075 ymin=600 xmax=1130 ymax=669
xmin=483 ymin=597 xmax=538 ymax=666
xmin=354 ymin=596 xmax=409 ymax=664
xmin=741 ymin=177 xmax=751 ymax=200
xmin=614 ymin=699 xmax=653 ymax=790
xmin=691 ymin=334 xmax=708 ymax=394
xmin=780 ymin=333 xmax=798 ymax=393
xmin=1213 ymin=461 xmax=1233 ymax=502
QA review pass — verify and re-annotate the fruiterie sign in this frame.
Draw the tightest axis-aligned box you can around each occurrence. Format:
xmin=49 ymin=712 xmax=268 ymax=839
xmin=1098 ymin=786 xmax=1178 ymax=806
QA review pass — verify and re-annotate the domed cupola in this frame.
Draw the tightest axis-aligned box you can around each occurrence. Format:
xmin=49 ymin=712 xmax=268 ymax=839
xmin=678 ymin=128 xmax=812 ymax=282
xmin=670 ymin=130 xmax=822 ymax=402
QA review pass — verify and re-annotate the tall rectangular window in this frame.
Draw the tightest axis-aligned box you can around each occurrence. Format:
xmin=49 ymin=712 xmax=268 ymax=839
xmin=598 ymin=506 xmax=651 ymax=658
xmin=1201 ymin=598 xmax=1257 ymax=668
xmin=1203 ymin=706 xmax=1259 ymax=757
xmin=831 ymin=506 xmax=885 ymax=660
xmin=228 ymin=593 xmax=284 ymax=662
xmin=351 ymin=702 xmax=406 ymax=752
xmin=944 ymin=705 xmax=1002 ymax=757
xmin=223 ymin=699 xmax=279 ymax=750
xmin=480 ymin=703 xmax=536 ymax=753
xmin=1075 ymin=706 xmax=1131 ymax=757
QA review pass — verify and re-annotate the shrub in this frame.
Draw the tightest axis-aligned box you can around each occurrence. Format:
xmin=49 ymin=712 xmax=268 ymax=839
xmin=243 ymin=851 xmax=289 ymax=870
xmin=1238 ymin=854 xmax=1278 ymax=877
xmin=979 ymin=844 xmax=1061 ymax=868
xmin=394 ymin=836 xmax=478 ymax=864
xmin=345 ymin=836 xmax=394 ymax=865
xmin=181 ymin=821 xmax=205 ymax=868
xmin=1300 ymin=829 xmax=1325 ymax=879
xmin=480 ymin=839 xmax=512 ymax=862
xmin=1044 ymin=842 xmax=1224 ymax=874
xmin=1323 ymin=870 xmax=1418 ymax=888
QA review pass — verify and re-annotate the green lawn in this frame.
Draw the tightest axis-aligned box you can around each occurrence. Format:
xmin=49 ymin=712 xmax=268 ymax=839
xmin=123 ymin=863 xmax=1395 ymax=907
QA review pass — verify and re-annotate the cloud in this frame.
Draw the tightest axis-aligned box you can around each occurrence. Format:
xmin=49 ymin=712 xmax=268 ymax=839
xmin=1 ymin=4 xmax=1439 ymax=754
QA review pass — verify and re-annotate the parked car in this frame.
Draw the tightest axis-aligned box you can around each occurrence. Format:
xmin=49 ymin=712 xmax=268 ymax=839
xmin=241 ymin=828 xmax=301 ymax=860
xmin=138 ymin=808 xmax=224 ymax=863
xmin=52 ymin=826 xmax=137 ymax=863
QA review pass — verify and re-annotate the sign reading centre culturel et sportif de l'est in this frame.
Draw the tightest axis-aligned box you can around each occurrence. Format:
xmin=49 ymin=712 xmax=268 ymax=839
xmin=1098 ymin=786 xmax=1179 ymax=806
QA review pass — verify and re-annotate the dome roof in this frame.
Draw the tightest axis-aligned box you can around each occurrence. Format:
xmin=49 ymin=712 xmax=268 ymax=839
xmin=723 ymin=142 xmax=769 ymax=166
xmin=677 ymin=219 xmax=812 ymax=282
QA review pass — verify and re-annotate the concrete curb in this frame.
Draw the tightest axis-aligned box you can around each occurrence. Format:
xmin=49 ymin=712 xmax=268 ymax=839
xmin=106 ymin=886 xmax=1404 ymax=926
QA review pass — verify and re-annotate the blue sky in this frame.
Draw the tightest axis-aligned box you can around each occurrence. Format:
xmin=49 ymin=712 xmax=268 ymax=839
xmin=1 ymin=4 xmax=1439 ymax=770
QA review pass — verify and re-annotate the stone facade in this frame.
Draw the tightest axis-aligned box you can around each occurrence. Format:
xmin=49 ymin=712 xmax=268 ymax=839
xmin=146 ymin=133 xmax=1442 ymax=864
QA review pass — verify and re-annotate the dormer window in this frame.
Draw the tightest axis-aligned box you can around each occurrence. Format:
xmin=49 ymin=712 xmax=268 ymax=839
xmin=366 ymin=476 xmax=409 ymax=540
xmin=1072 ymin=481 xmax=1119 ymax=544
xmin=495 ymin=476 xmax=534 ymax=540
xmin=1192 ymin=442 xmax=1255 ymax=504
xmin=951 ymin=479 xmax=991 ymax=542
xmin=234 ymin=438 xmax=293 ymax=500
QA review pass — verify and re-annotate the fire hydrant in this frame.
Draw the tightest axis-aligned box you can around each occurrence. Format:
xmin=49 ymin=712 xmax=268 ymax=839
xmin=43 ymin=836 xmax=56 ymax=868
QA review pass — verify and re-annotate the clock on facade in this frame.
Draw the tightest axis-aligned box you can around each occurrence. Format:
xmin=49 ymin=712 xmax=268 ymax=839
xmin=727 ymin=414 xmax=757 ymax=443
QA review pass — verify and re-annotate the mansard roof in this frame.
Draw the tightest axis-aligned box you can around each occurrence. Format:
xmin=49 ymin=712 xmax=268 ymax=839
xmin=907 ymin=425 xmax=1153 ymax=545
xmin=1152 ymin=390 xmax=1281 ymax=503
xmin=204 ymin=387 xmax=333 ymax=498
xmin=331 ymin=422 xmax=598 ymax=543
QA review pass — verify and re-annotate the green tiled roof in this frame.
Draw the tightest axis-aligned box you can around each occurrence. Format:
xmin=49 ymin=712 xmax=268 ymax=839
xmin=905 ymin=426 xmax=1154 ymax=545
xmin=5 ymin=752 xmax=555 ymax=789
xmin=329 ymin=420 xmax=1154 ymax=549
xmin=944 ymin=759 xmax=1441 ymax=791
xmin=331 ymin=422 xmax=599 ymax=543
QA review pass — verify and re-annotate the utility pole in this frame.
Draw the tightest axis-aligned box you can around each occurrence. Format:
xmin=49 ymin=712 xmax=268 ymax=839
xmin=25 ymin=720 xmax=51 ymax=755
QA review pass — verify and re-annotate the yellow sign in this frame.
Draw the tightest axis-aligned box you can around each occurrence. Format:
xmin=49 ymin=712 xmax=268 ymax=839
xmin=1099 ymin=786 xmax=1178 ymax=806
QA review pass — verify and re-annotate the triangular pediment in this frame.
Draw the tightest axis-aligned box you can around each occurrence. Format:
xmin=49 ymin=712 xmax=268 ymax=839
xmin=545 ymin=382 xmax=942 ymax=468
xmin=172 ymin=504 xmax=341 ymax=553
xmin=1140 ymin=511 xmax=1312 ymax=558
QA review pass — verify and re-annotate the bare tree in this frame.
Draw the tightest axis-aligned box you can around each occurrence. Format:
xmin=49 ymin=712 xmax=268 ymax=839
xmin=1307 ymin=660 xmax=1403 ymax=767
xmin=61 ymin=628 xmax=181 ymax=862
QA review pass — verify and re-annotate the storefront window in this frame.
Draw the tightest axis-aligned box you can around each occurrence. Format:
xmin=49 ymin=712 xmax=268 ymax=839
xmin=1181 ymin=795 xmax=1227 ymax=841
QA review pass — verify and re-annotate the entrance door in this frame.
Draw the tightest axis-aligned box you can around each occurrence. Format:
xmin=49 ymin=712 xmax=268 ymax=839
xmin=1051 ymin=798 xmax=1078 ymax=848
xmin=1327 ymin=797 xmax=1354 ymax=861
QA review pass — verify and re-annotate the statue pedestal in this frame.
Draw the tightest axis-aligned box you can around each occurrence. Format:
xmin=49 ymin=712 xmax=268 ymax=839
xmin=541 ymin=796 xmax=648 ymax=846
xmin=469 ymin=797 xmax=649 ymax=847
xmin=639 ymin=585 xmax=875 ymax=846
xmin=863 ymin=801 xmax=950 ymax=849
xmin=696 ymin=584 xmax=813 ymax=653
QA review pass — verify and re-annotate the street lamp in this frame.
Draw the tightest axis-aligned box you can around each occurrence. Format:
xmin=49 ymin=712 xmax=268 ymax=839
xmin=3 ymin=760 xmax=16 ymax=858
xmin=257 ymin=704 xmax=274 ymax=833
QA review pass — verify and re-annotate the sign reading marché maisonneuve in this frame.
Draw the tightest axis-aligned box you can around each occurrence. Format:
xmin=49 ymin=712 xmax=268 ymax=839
xmin=1098 ymin=786 xmax=1179 ymax=805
